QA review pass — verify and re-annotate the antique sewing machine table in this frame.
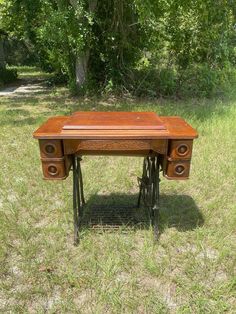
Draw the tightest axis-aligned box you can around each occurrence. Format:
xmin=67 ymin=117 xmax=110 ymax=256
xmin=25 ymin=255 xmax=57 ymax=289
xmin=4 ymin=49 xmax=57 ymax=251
xmin=33 ymin=112 xmax=198 ymax=244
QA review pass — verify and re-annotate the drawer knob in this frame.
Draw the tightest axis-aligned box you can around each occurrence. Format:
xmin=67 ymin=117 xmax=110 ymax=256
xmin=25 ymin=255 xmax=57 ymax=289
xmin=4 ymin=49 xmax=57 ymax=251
xmin=177 ymin=144 xmax=188 ymax=156
xmin=48 ymin=165 xmax=58 ymax=176
xmin=175 ymin=164 xmax=185 ymax=175
xmin=45 ymin=143 xmax=56 ymax=154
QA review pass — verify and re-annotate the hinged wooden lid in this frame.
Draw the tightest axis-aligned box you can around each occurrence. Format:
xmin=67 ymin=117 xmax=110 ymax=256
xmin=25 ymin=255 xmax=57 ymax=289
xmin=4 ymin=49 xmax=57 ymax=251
xmin=62 ymin=112 xmax=166 ymax=130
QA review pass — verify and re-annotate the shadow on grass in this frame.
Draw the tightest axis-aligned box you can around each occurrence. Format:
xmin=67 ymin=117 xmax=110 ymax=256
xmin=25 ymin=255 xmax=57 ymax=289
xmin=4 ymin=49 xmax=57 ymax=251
xmin=81 ymin=193 xmax=204 ymax=234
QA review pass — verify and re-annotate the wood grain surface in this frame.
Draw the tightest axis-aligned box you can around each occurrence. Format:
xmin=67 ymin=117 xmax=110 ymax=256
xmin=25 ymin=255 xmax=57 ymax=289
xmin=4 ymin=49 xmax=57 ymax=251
xmin=63 ymin=139 xmax=167 ymax=156
xmin=63 ymin=112 xmax=166 ymax=130
xmin=33 ymin=114 xmax=198 ymax=140
xmin=33 ymin=112 xmax=198 ymax=180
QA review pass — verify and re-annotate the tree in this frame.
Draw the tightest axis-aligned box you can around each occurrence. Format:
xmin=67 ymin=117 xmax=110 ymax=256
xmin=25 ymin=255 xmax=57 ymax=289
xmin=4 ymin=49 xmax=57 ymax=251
xmin=69 ymin=0 xmax=97 ymax=87
xmin=37 ymin=0 xmax=143 ymax=90
xmin=1 ymin=0 xmax=236 ymax=94
xmin=0 ymin=30 xmax=7 ymax=68
xmin=0 ymin=0 xmax=7 ymax=69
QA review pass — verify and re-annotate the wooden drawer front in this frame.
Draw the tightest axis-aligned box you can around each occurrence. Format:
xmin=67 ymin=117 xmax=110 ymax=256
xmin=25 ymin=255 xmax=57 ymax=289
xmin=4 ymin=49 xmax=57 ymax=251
xmin=41 ymin=157 xmax=71 ymax=180
xmin=165 ymin=159 xmax=190 ymax=179
xmin=39 ymin=140 xmax=63 ymax=158
xmin=169 ymin=140 xmax=193 ymax=159
xmin=63 ymin=139 xmax=167 ymax=155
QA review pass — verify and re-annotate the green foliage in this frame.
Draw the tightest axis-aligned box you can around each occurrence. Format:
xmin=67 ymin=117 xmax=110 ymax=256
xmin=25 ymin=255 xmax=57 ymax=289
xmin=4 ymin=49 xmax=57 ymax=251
xmin=179 ymin=64 xmax=236 ymax=98
xmin=157 ymin=68 xmax=178 ymax=96
xmin=1 ymin=0 xmax=236 ymax=96
xmin=0 ymin=67 xmax=17 ymax=85
xmin=135 ymin=0 xmax=236 ymax=68
xmin=129 ymin=64 xmax=236 ymax=98
xmin=4 ymin=39 xmax=37 ymax=66
xmin=37 ymin=0 xmax=86 ymax=83
xmin=45 ymin=71 xmax=69 ymax=87
xmin=89 ymin=0 xmax=143 ymax=86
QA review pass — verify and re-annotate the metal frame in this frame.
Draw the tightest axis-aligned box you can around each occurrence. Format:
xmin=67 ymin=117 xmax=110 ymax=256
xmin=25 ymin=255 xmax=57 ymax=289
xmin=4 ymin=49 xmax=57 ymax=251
xmin=71 ymin=155 xmax=161 ymax=244
xmin=138 ymin=156 xmax=161 ymax=240
xmin=72 ymin=155 xmax=85 ymax=245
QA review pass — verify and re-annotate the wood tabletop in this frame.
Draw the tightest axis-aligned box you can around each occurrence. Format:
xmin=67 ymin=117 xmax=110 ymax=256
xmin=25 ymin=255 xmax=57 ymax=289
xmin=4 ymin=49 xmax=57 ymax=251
xmin=63 ymin=112 xmax=166 ymax=130
xmin=33 ymin=112 xmax=198 ymax=140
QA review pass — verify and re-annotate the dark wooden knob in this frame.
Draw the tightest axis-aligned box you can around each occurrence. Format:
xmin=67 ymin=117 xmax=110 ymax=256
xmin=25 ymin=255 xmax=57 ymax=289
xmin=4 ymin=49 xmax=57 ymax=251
xmin=48 ymin=165 xmax=58 ymax=175
xmin=45 ymin=144 xmax=56 ymax=154
xmin=177 ymin=144 xmax=188 ymax=156
xmin=175 ymin=164 xmax=185 ymax=175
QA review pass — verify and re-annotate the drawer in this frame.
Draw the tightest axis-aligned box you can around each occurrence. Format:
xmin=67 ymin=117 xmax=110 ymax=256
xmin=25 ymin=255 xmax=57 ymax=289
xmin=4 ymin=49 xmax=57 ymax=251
xmin=63 ymin=139 xmax=167 ymax=156
xmin=39 ymin=139 xmax=63 ymax=158
xmin=164 ymin=159 xmax=191 ymax=180
xmin=41 ymin=156 xmax=71 ymax=180
xmin=168 ymin=140 xmax=193 ymax=159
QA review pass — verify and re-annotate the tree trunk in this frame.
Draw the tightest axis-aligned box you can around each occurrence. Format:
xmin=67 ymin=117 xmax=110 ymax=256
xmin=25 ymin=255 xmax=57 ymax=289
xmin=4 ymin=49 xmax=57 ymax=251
xmin=75 ymin=51 xmax=90 ymax=88
xmin=0 ymin=40 xmax=6 ymax=69
xmin=69 ymin=0 xmax=97 ymax=89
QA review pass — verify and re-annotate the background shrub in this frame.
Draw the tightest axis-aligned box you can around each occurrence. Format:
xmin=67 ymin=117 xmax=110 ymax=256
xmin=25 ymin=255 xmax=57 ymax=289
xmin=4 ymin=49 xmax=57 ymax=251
xmin=129 ymin=64 xmax=236 ymax=99
xmin=0 ymin=67 xmax=18 ymax=86
xmin=179 ymin=65 xmax=236 ymax=98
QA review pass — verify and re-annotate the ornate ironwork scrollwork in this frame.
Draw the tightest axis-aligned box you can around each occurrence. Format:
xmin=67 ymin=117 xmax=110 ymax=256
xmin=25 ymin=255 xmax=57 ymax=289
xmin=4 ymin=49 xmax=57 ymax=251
xmin=137 ymin=156 xmax=161 ymax=240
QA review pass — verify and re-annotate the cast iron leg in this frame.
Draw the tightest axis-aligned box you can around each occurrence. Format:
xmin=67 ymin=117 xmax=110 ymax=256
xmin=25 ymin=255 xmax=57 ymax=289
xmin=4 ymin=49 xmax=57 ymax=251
xmin=72 ymin=155 xmax=85 ymax=245
xmin=137 ymin=159 xmax=146 ymax=208
xmin=152 ymin=157 xmax=160 ymax=241
xmin=72 ymin=156 xmax=79 ymax=245
xmin=77 ymin=157 xmax=85 ymax=206
xmin=138 ymin=156 xmax=161 ymax=241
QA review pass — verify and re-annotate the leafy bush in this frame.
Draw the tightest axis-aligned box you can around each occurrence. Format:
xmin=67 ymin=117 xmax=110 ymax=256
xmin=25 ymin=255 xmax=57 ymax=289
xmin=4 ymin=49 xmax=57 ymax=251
xmin=125 ymin=68 xmax=176 ymax=98
xmin=0 ymin=67 xmax=18 ymax=86
xmin=157 ymin=69 xmax=178 ymax=96
xmin=45 ymin=71 xmax=68 ymax=87
xmin=1 ymin=0 xmax=236 ymax=94
xmin=128 ymin=64 xmax=236 ymax=98
xmin=179 ymin=65 xmax=236 ymax=98
xmin=5 ymin=39 xmax=38 ymax=66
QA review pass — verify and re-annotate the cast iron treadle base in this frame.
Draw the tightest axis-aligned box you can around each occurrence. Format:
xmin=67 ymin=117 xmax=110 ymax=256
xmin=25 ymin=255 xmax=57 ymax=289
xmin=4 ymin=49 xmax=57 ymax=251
xmin=84 ymin=204 xmax=147 ymax=230
xmin=137 ymin=156 xmax=161 ymax=241
xmin=72 ymin=155 xmax=161 ymax=245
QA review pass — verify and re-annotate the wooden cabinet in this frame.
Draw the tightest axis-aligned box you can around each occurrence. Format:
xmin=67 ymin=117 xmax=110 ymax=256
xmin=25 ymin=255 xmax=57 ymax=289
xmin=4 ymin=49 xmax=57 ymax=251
xmin=39 ymin=139 xmax=71 ymax=179
xmin=34 ymin=112 xmax=198 ymax=181
xmin=163 ymin=139 xmax=193 ymax=179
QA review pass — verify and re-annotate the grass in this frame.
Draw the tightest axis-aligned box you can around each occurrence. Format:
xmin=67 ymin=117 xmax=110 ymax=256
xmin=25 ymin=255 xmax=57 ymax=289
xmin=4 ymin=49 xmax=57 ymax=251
xmin=8 ymin=66 xmax=53 ymax=81
xmin=0 ymin=67 xmax=235 ymax=313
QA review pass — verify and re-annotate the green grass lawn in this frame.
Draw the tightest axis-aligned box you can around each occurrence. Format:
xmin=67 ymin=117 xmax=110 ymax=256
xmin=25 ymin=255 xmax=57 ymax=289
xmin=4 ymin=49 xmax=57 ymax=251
xmin=0 ymin=68 xmax=235 ymax=313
